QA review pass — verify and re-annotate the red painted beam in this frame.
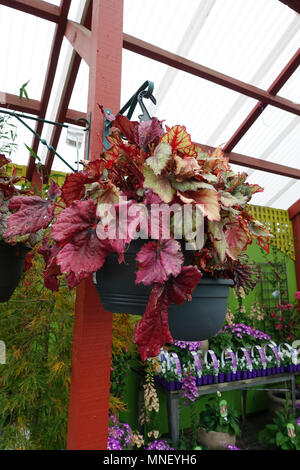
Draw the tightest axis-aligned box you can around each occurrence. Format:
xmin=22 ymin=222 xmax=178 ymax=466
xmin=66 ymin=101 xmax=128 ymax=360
xmin=26 ymin=0 xmax=72 ymax=181
xmin=44 ymin=0 xmax=92 ymax=180
xmin=197 ymin=143 xmax=300 ymax=179
xmin=123 ymin=34 xmax=300 ymax=116
xmin=67 ymin=0 xmax=124 ymax=450
xmin=0 ymin=91 xmax=41 ymax=114
xmin=64 ymin=20 xmax=92 ymax=66
xmin=223 ymin=48 xmax=300 ymax=153
xmin=2 ymin=89 xmax=299 ymax=179
xmin=0 ymin=0 xmax=60 ymax=22
xmin=278 ymin=0 xmax=300 ymax=14
xmin=288 ymin=199 xmax=300 ymax=290
xmin=0 ymin=90 xmax=85 ymax=125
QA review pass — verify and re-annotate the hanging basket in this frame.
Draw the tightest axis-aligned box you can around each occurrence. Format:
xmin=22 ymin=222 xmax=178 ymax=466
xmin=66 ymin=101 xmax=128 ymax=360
xmin=94 ymin=239 xmax=234 ymax=341
xmin=0 ymin=242 xmax=31 ymax=303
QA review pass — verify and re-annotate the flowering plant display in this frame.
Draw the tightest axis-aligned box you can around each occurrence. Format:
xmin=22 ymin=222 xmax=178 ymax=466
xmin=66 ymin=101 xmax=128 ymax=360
xmin=264 ymin=296 xmax=300 ymax=344
xmin=107 ymin=414 xmax=174 ymax=450
xmin=214 ymin=324 xmax=271 ymax=350
xmin=3 ymin=115 xmax=270 ymax=360
xmin=145 ymin=439 xmax=174 ymax=450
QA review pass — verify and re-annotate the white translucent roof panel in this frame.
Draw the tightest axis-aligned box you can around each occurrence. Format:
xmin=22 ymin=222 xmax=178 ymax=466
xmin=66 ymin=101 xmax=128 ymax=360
xmin=234 ymin=107 xmax=300 ymax=166
xmin=123 ymin=0 xmax=201 ymax=55
xmin=124 ymin=0 xmax=299 ymax=85
xmin=0 ymin=6 xmax=56 ymax=100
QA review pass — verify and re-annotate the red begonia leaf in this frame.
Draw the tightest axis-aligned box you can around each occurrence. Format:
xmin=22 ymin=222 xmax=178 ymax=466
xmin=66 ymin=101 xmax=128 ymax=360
xmin=161 ymin=125 xmax=193 ymax=152
xmin=135 ymin=239 xmax=183 ymax=285
xmin=61 ymin=159 xmax=105 ymax=206
xmin=224 ymin=223 xmax=249 ymax=260
xmin=43 ymin=259 xmax=61 ymax=291
xmin=23 ymin=251 xmax=34 ymax=272
xmin=134 ymin=284 xmax=173 ymax=361
xmin=38 ymin=239 xmax=62 ymax=291
xmin=5 ymin=180 xmax=61 ymax=238
xmin=0 ymin=154 xmax=10 ymax=168
xmin=185 ymin=188 xmax=220 ymax=221
xmin=167 ymin=265 xmax=202 ymax=305
xmin=52 ymin=199 xmax=111 ymax=283
xmin=111 ymin=115 xmax=139 ymax=143
xmin=134 ymin=118 xmax=164 ymax=150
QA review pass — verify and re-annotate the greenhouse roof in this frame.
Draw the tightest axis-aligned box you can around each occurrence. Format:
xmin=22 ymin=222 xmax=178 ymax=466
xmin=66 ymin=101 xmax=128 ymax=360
xmin=0 ymin=0 xmax=299 ymax=209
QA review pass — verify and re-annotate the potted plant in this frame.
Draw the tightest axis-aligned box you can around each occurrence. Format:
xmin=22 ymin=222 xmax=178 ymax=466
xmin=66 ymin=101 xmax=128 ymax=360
xmin=4 ymin=115 xmax=271 ymax=360
xmin=0 ymin=154 xmax=38 ymax=302
xmin=198 ymin=391 xmax=241 ymax=450
xmin=259 ymin=394 xmax=300 ymax=450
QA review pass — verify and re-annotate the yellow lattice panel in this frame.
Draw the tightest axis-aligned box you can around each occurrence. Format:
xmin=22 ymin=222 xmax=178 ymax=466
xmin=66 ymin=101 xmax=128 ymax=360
xmin=6 ymin=163 xmax=67 ymax=187
xmin=248 ymin=204 xmax=295 ymax=260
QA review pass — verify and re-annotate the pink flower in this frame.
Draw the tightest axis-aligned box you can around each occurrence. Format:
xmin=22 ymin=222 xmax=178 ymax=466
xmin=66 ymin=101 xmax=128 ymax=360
xmin=270 ymin=311 xmax=277 ymax=319
xmin=275 ymin=323 xmax=283 ymax=330
xmin=295 ymin=291 xmax=300 ymax=300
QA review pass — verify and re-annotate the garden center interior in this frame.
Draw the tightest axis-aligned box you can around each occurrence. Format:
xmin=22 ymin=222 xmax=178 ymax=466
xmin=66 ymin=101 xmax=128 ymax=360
xmin=0 ymin=0 xmax=299 ymax=451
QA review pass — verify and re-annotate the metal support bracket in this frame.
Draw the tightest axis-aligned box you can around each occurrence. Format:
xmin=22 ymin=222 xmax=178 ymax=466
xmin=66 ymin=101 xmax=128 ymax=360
xmin=0 ymin=109 xmax=91 ymax=174
xmin=103 ymin=80 xmax=156 ymax=150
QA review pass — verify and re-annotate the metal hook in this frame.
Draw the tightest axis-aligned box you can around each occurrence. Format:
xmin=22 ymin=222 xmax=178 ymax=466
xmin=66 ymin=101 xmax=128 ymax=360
xmin=137 ymin=89 xmax=156 ymax=122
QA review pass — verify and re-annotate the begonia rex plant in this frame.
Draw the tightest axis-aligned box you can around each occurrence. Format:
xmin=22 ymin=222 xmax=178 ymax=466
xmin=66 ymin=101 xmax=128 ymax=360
xmin=3 ymin=115 xmax=270 ymax=360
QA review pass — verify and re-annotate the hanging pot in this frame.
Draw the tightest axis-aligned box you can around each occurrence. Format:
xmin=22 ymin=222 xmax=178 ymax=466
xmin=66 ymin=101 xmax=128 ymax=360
xmin=0 ymin=242 xmax=31 ymax=303
xmin=94 ymin=239 xmax=233 ymax=341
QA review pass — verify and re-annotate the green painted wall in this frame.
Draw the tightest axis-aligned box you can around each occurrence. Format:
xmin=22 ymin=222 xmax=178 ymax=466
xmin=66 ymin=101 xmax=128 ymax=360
xmin=227 ymin=241 xmax=297 ymax=313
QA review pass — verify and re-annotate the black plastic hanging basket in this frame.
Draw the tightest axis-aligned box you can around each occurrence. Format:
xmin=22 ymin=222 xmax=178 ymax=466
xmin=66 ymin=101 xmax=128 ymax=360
xmin=94 ymin=239 xmax=233 ymax=341
xmin=0 ymin=242 xmax=31 ymax=303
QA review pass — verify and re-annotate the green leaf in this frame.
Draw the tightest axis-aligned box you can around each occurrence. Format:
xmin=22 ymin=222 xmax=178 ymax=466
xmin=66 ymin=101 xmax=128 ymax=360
xmin=143 ymin=164 xmax=175 ymax=203
xmin=24 ymin=144 xmax=41 ymax=162
xmin=19 ymin=80 xmax=30 ymax=101
xmin=208 ymin=220 xmax=227 ymax=263
xmin=145 ymin=142 xmax=172 ymax=175
xmin=170 ymin=176 xmax=215 ymax=192
xmin=275 ymin=431 xmax=286 ymax=447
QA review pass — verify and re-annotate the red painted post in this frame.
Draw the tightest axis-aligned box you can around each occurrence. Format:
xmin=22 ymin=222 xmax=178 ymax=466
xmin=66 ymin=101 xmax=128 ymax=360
xmin=288 ymin=199 xmax=300 ymax=291
xmin=66 ymin=0 xmax=124 ymax=450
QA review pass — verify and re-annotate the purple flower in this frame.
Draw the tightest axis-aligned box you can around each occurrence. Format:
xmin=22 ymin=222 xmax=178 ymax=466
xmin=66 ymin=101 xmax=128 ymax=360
xmin=182 ymin=370 xmax=198 ymax=403
xmin=223 ymin=444 xmax=242 ymax=450
xmin=174 ymin=340 xmax=202 ymax=352
xmin=146 ymin=439 xmax=174 ymax=450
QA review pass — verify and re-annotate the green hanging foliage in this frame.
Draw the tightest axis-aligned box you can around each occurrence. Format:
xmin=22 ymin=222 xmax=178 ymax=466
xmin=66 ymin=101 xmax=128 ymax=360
xmin=0 ymin=249 xmax=75 ymax=450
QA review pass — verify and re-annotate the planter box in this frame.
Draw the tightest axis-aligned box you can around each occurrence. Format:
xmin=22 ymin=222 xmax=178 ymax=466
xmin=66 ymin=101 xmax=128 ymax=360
xmin=175 ymin=381 xmax=182 ymax=390
xmin=197 ymin=428 xmax=236 ymax=450
xmin=196 ymin=377 xmax=203 ymax=386
xmin=218 ymin=373 xmax=225 ymax=383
